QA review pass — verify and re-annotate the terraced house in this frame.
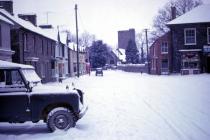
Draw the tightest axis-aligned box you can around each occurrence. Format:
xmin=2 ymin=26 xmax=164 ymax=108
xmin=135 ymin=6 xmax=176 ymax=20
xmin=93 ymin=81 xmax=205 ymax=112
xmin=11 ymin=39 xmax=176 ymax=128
xmin=0 ymin=3 xmax=57 ymax=82
xmin=0 ymin=0 xmax=91 ymax=81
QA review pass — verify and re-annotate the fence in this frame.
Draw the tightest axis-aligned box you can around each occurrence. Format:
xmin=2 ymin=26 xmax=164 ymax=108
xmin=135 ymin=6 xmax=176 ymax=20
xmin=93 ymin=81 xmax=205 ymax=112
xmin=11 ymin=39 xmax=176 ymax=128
xmin=117 ymin=64 xmax=148 ymax=73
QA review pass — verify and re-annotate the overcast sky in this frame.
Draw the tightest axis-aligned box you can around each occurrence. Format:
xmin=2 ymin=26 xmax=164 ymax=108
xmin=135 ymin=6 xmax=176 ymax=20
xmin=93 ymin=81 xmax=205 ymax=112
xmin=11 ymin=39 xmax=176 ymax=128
xmin=13 ymin=0 xmax=210 ymax=47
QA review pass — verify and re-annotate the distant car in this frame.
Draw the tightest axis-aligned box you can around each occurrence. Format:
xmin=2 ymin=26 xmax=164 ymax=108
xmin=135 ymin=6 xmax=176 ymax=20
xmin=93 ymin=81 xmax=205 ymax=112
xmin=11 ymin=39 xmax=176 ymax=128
xmin=0 ymin=60 xmax=88 ymax=132
xmin=95 ymin=68 xmax=103 ymax=76
xmin=103 ymin=64 xmax=109 ymax=70
xmin=110 ymin=65 xmax=117 ymax=70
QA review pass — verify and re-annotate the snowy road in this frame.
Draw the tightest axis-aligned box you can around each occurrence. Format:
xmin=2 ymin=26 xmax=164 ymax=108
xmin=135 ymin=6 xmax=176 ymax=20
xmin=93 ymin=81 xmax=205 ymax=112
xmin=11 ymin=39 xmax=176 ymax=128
xmin=1 ymin=70 xmax=210 ymax=140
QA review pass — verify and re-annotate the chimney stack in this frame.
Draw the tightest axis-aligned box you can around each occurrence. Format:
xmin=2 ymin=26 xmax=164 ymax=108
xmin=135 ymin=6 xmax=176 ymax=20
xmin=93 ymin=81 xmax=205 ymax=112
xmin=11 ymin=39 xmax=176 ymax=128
xmin=18 ymin=14 xmax=37 ymax=26
xmin=39 ymin=24 xmax=53 ymax=29
xmin=171 ymin=7 xmax=176 ymax=20
xmin=0 ymin=0 xmax=13 ymax=15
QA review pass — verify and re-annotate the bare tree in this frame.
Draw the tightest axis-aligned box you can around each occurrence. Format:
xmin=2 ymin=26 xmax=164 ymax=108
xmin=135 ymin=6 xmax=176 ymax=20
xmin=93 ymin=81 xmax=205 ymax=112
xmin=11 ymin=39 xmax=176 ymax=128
xmin=152 ymin=0 xmax=203 ymax=39
xmin=79 ymin=31 xmax=96 ymax=48
xmin=175 ymin=0 xmax=202 ymax=15
xmin=136 ymin=32 xmax=146 ymax=63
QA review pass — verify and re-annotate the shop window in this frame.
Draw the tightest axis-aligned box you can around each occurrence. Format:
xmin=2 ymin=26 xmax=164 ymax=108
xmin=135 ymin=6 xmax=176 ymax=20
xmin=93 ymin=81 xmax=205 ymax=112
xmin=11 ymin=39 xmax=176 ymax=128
xmin=183 ymin=61 xmax=198 ymax=69
xmin=184 ymin=28 xmax=196 ymax=45
xmin=161 ymin=42 xmax=168 ymax=54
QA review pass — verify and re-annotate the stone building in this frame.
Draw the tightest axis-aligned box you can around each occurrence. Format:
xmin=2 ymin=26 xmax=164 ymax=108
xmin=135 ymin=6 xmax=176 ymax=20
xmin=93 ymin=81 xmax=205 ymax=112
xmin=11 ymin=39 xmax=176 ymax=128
xmin=118 ymin=28 xmax=135 ymax=49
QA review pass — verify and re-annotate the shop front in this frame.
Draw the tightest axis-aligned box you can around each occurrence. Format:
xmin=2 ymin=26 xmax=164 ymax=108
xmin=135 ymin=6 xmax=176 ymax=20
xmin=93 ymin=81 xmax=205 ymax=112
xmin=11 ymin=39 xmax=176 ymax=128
xmin=179 ymin=49 xmax=201 ymax=75
xmin=203 ymin=45 xmax=210 ymax=73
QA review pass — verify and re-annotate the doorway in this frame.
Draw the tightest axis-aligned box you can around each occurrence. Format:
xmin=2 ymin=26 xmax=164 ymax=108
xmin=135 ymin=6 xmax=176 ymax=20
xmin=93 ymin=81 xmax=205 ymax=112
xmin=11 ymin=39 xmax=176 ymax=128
xmin=206 ymin=57 xmax=210 ymax=73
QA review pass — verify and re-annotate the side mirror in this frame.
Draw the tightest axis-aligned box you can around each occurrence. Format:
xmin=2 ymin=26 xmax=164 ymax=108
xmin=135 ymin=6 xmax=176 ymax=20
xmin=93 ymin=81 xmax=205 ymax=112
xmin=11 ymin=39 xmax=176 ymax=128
xmin=26 ymin=81 xmax=32 ymax=92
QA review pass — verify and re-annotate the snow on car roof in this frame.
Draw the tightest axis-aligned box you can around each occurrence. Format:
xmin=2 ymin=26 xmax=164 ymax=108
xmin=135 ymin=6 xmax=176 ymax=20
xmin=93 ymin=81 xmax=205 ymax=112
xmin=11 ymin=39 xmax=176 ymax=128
xmin=167 ymin=4 xmax=210 ymax=25
xmin=0 ymin=60 xmax=34 ymax=69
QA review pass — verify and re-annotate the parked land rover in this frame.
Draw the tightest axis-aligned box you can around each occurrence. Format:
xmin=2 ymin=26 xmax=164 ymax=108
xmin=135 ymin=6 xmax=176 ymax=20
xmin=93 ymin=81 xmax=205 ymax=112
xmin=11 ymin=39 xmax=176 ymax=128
xmin=0 ymin=60 xmax=88 ymax=132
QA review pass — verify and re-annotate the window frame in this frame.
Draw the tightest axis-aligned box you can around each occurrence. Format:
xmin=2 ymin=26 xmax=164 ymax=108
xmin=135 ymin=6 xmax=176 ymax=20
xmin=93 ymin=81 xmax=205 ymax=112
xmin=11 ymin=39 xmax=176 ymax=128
xmin=23 ymin=33 xmax=28 ymax=51
xmin=41 ymin=39 xmax=44 ymax=55
xmin=161 ymin=42 xmax=168 ymax=54
xmin=41 ymin=63 xmax=46 ymax=78
xmin=184 ymin=28 xmax=196 ymax=45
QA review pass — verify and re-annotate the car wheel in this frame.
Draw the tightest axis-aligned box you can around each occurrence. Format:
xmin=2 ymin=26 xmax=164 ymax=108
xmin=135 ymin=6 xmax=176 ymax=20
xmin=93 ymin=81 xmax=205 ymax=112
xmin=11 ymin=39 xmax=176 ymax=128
xmin=47 ymin=107 xmax=75 ymax=132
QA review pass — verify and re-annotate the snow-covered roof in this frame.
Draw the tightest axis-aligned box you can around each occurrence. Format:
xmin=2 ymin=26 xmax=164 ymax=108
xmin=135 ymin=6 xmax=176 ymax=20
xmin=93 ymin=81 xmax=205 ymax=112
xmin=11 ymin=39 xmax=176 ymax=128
xmin=167 ymin=4 xmax=210 ymax=25
xmin=114 ymin=48 xmax=126 ymax=62
xmin=68 ymin=42 xmax=77 ymax=50
xmin=0 ymin=13 xmax=13 ymax=25
xmin=0 ymin=9 xmax=57 ymax=41
xmin=41 ymin=28 xmax=67 ymax=44
xmin=0 ymin=60 xmax=34 ymax=69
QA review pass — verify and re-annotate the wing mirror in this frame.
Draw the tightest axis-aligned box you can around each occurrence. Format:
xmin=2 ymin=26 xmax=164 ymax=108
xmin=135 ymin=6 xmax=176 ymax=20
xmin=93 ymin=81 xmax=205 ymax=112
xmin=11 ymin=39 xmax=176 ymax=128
xmin=26 ymin=81 xmax=32 ymax=92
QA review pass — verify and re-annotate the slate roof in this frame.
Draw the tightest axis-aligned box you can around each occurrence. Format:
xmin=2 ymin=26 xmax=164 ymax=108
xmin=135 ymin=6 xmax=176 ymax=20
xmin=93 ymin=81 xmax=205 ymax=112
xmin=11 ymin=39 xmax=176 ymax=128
xmin=167 ymin=4 xmax=210 ymax=25
xmin=0 ymin=8 xmax=57 ymax=41
xmin=0 ymin=13 xmax=13 ymax=25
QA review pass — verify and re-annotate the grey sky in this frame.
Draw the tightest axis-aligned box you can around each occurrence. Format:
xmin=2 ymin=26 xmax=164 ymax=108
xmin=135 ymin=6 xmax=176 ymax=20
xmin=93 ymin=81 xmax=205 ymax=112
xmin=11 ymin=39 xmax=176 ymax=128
xmin=13 ymin=0 xmax=210 ymax=47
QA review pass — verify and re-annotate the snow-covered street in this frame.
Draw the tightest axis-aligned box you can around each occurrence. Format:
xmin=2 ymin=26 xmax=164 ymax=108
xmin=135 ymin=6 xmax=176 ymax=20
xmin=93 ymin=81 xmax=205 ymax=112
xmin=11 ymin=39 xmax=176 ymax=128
xmin=1 ymin=70 xmax=210 ymax=140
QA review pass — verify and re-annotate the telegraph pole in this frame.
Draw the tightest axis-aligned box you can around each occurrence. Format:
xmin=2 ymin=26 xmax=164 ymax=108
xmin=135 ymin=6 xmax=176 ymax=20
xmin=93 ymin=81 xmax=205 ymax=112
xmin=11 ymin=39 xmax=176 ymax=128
xmin=145 ymin=29 xmax=150 ymax=74
xmin=75 ymin=4 xmax=79 ymax=77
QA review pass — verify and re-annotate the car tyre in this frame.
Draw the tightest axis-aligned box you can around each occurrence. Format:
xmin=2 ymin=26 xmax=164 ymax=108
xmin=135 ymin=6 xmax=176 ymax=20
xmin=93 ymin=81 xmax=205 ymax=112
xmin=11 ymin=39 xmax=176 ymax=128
xmin=47 ymin=107 xmax=75 ymax=132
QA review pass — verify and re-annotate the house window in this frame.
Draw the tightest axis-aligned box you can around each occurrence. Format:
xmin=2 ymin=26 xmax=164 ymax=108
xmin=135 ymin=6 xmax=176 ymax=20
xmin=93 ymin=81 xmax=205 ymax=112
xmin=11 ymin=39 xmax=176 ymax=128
xmin=51 ymin=42 xmax=54 ymax=56
xmin=184 ymin=28 xmax=196 ymax=45
xmin=33 ymin=35 xmax=36 ymax=53
xmin=46 ymin=41 xmax=49 ymax=55
xmin=41 ymin=39 xmax=44 ymax=55
xmin=41 ymin=62 xmax=45 ymax=78
xmin=208 ymin=27 xmax=210 ymax=44
xmin=161 ymin=59 xmax=168 ymax=69
xmin=161 ymin=42 xmax=168 ymax=54
xmin=23 ymin=34 xmax=28 ymax=51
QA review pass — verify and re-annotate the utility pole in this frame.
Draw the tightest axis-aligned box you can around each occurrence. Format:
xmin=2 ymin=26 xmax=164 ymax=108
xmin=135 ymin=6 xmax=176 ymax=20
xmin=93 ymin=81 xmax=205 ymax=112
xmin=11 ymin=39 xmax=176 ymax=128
xmin=75 ymin=4 xmax=79 ymax=77
xmin=145 ymin=29 xmax=150 ymax=74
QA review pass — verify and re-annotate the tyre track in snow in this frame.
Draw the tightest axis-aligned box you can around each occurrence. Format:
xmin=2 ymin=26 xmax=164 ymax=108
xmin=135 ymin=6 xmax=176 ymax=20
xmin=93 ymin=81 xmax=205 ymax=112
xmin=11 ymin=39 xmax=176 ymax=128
xmin=158 ymin=88 xmax=210 ymax=139
xmin=143 ymin=89 xmax=210 ymax=140
xmin=142 ymin=99 xmax=185 ymax=140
